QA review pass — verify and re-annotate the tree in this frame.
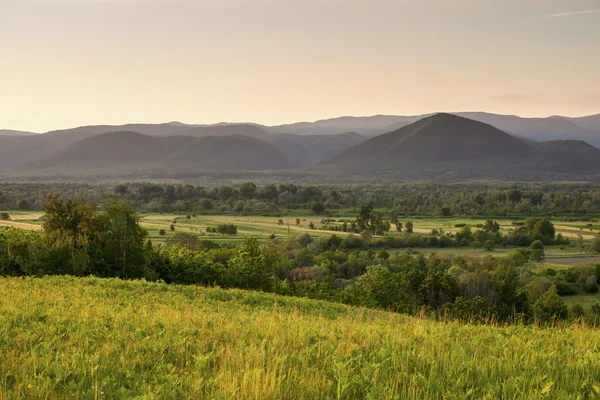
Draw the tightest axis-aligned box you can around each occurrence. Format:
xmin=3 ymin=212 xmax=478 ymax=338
xmin=159 ymin=229 xmax=166 ymax=236
xmin=530 ymin=240 xmax=545 ymax=262
xmin=483 ymin=220 xmax=500 ymax=233
xmin=471 ymin=240 xmax=482 ymax=251
xmin=533 ymin=286 xmax=568 ymax=322
xmin=16 ymin=199 xmax=28 ymax=211
xmin=99 ymin=198 xmax=148 ymax=278
xmin=170 ymin=224 xmax=176 ymax=232
xmin=296 ymin=218 xmax=301 ymax=226
xmin=524 ymin=217 xmax=555 ymax=242
xmin=0 ymin=212 xmax=9 ymax=221
xmin=507 ymin=189 xmax=522 ymax=203
xmin=311 ymin=202 xmax=325 ymax=215
xmin=405 ymin=221 xmax=414 ymax=234
xmin=297 ymin=233 xmax=313 ymax=248
xmin=166 ymin=232 xmax=200 ymax=251
xmin=41 ymin=194 xmax=101 ymax=276
xmin=115 ymin=184 xmax=128 ymax=196
xmin=395 ymin=222 xmax=403 ymax=233
xmin=216 ymin=224 xmax=237 ymax=235
xmin=239 ymin=182 xmax=257 ymax=199
xmin=483 ymin=240 xmax=495 ymax=251
xmin=356 ymin=203 xmax=374 ymax=232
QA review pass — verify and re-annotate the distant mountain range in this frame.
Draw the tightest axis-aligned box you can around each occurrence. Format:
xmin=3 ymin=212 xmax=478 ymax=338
xmin=266 ymin=112 xmax=600 ymax=146
xmin=1 ymin=112 xmax=599 ymax=180
xmin=321 ymin=114 xmax=600 ymax=180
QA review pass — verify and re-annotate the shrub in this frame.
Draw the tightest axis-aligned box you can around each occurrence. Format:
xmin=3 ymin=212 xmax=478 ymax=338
xmin=483 ymin=240 xmax=495 ymax=251
xmin=0 ymin=212 xmax=9 ymax=221
xmin=571 ymin=303 xmax=584 ymax=319
xmin=585 ymin=276 xmax=599 ymax=293
xmin=159 ymin=229 xmax=166 ymax=236
xmin=533 ymin=286 xmax=568 ymax=322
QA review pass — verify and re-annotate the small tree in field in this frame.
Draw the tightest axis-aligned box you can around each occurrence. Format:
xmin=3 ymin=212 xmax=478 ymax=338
xmin=530 ymin=240 xmax=545 ymax=262
xmin=483 ymin=240 xmax=495 ymax=251
xmin=217 ymin=224 xmax=237 ymax=235
xmin=0 ymin=212 xmax=9 ymax=221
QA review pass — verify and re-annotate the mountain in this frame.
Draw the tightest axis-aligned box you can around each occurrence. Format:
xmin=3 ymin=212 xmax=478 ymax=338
xmin=455 ymin=112 xmax=600 ymax=146
xmin=265 ymin=132 xmax=366 ymax=166
xmin=176 ymin=124 xmax=270 ymax=139
xmin=23 ymin=131 xmax=299 ymax=172
xmin=42 ymin=123 xmax=192 ymax=148
xmin=269 ymin=115 xmax=414 ymax=137
xmin=0 ymin=130 xmax=37 ymax=137
xmin=321 ymin=113 xmax=600 ymax=179
xmin=0 ymin=135 xmax=62 ymax=169
xmin=567 ymin=114 xmax=600 ymax=133
xmin=267 ymin=112 xmax=600 ymax=145
xmin=530 ymin=140 xmax=600 ymax=173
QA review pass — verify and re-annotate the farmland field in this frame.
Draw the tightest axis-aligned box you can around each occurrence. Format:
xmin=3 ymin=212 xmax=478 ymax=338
xmin=1 ymin=276 xmax=600 ymax=399
xmin=2 ymin=211 xmax=598 ymax=258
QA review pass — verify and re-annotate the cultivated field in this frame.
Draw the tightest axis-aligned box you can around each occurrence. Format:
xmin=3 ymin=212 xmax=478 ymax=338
xmin=1 ymin=276 xmax=600 ymax=399
xmin=1 ymin=211 xmax=598 ymax=257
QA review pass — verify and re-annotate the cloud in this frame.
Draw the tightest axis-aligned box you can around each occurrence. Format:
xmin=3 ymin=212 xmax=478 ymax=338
xmin=537 ymin=8 xmax=600 ymax=20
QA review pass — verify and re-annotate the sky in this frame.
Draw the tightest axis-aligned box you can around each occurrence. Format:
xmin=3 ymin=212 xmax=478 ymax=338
xmin=1 ymin=0 xmax=600 ymax=132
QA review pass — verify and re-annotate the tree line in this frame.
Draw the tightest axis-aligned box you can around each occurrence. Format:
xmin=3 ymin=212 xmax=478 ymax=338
xmin=2 ymin=194 xmax=600 ymax=325
xmin=1 ymin=182 xmax=600 ymax=216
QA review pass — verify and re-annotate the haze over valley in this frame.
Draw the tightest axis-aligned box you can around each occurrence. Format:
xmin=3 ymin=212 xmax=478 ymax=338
xmin=1 ymin=111 xmax=599 ymax=180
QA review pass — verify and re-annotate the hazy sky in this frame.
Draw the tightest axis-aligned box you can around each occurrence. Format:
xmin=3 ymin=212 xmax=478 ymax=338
xmin=2 ymin=0 xmax=600 ymax=132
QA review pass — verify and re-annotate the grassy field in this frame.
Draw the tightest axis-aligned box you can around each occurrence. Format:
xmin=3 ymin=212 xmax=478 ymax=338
xmin=1 ymin=276 xmax=600 ymax=399
xmin=1 ymin=211 xmax=598 ymax=255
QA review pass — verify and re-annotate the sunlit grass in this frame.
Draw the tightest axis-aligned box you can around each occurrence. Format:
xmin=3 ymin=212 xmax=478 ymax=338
xmin=1 ymin=276 xmax=600 ymax=399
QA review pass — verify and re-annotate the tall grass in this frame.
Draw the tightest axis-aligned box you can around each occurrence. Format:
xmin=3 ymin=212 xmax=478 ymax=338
xmin=1 ymin=276 xmax=600 ymax=399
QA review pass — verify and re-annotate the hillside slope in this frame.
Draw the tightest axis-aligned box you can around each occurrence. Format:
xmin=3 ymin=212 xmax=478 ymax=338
xmin=324 ymin=113 xmax=531 ymax=172
xmin=265 ymin=132 xmax=366 ymax=165
xmin=322 ymin=113 xmax=600 ymax=179
xmin=1 ymin=276 xmax=599 ymax=399
xmin=24 ymin=131 xmax=299 ymax=171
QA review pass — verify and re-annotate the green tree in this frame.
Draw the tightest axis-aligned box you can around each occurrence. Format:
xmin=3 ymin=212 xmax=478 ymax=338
xmin=42 ymin=194 xmax=101 ymax=276
xmin=229 ymin=238 xmax=273 ymax=291
xmin=533 ymin=286 xmax=568 ymax=322
xmin=395 ymin=222 xmax=403 ymax=233
xmin=16 ymin=199 xmax=29 ymax=211
xmin=311 ymin=202 xmax=325 ymax=215
xmin=0 ymin=212 xmax=9 ymax=221
xmin=99 ymin=198 xmax=148 ymax=278
xmin=115 ymin=184 xmax=128 ymax=196
xmin=483 ymin=240 xmax=495 ymax=251
xmin=405 ymin=221 xmax=414 ymax=234
xmin=239 ymin=182 xmax=257 ymax=199
xmin=356 ymin=203 xmax=374 ymax=232
xmin=216 ymin=224 xmax=237 ymax=235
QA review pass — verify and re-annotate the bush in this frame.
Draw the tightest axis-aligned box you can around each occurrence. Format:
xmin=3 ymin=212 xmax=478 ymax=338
xmin=159 ymin=229 xmax=166 ymax=236
xmin=483 ymin=240 xmax=495 ymax=251
xmin=533 ymin=286 xmax=568 ymax=322
xmin=571 ymin=303 xmax=584 ymax=319
xmin=0 ymin=212 xmax=9 ymax=221
xmin=216 ymin=224 xmax=237 ymax=235
xmin=585 ymin=276 xmax=599 ymax=293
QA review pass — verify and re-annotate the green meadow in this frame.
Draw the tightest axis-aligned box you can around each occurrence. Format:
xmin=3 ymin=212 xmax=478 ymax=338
xmin=2 ymin=276 xmax=600 ymax=399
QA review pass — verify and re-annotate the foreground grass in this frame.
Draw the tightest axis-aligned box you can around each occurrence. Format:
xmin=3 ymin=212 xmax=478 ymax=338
xmin=1 ymin=277 xmax=600 ymax=399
